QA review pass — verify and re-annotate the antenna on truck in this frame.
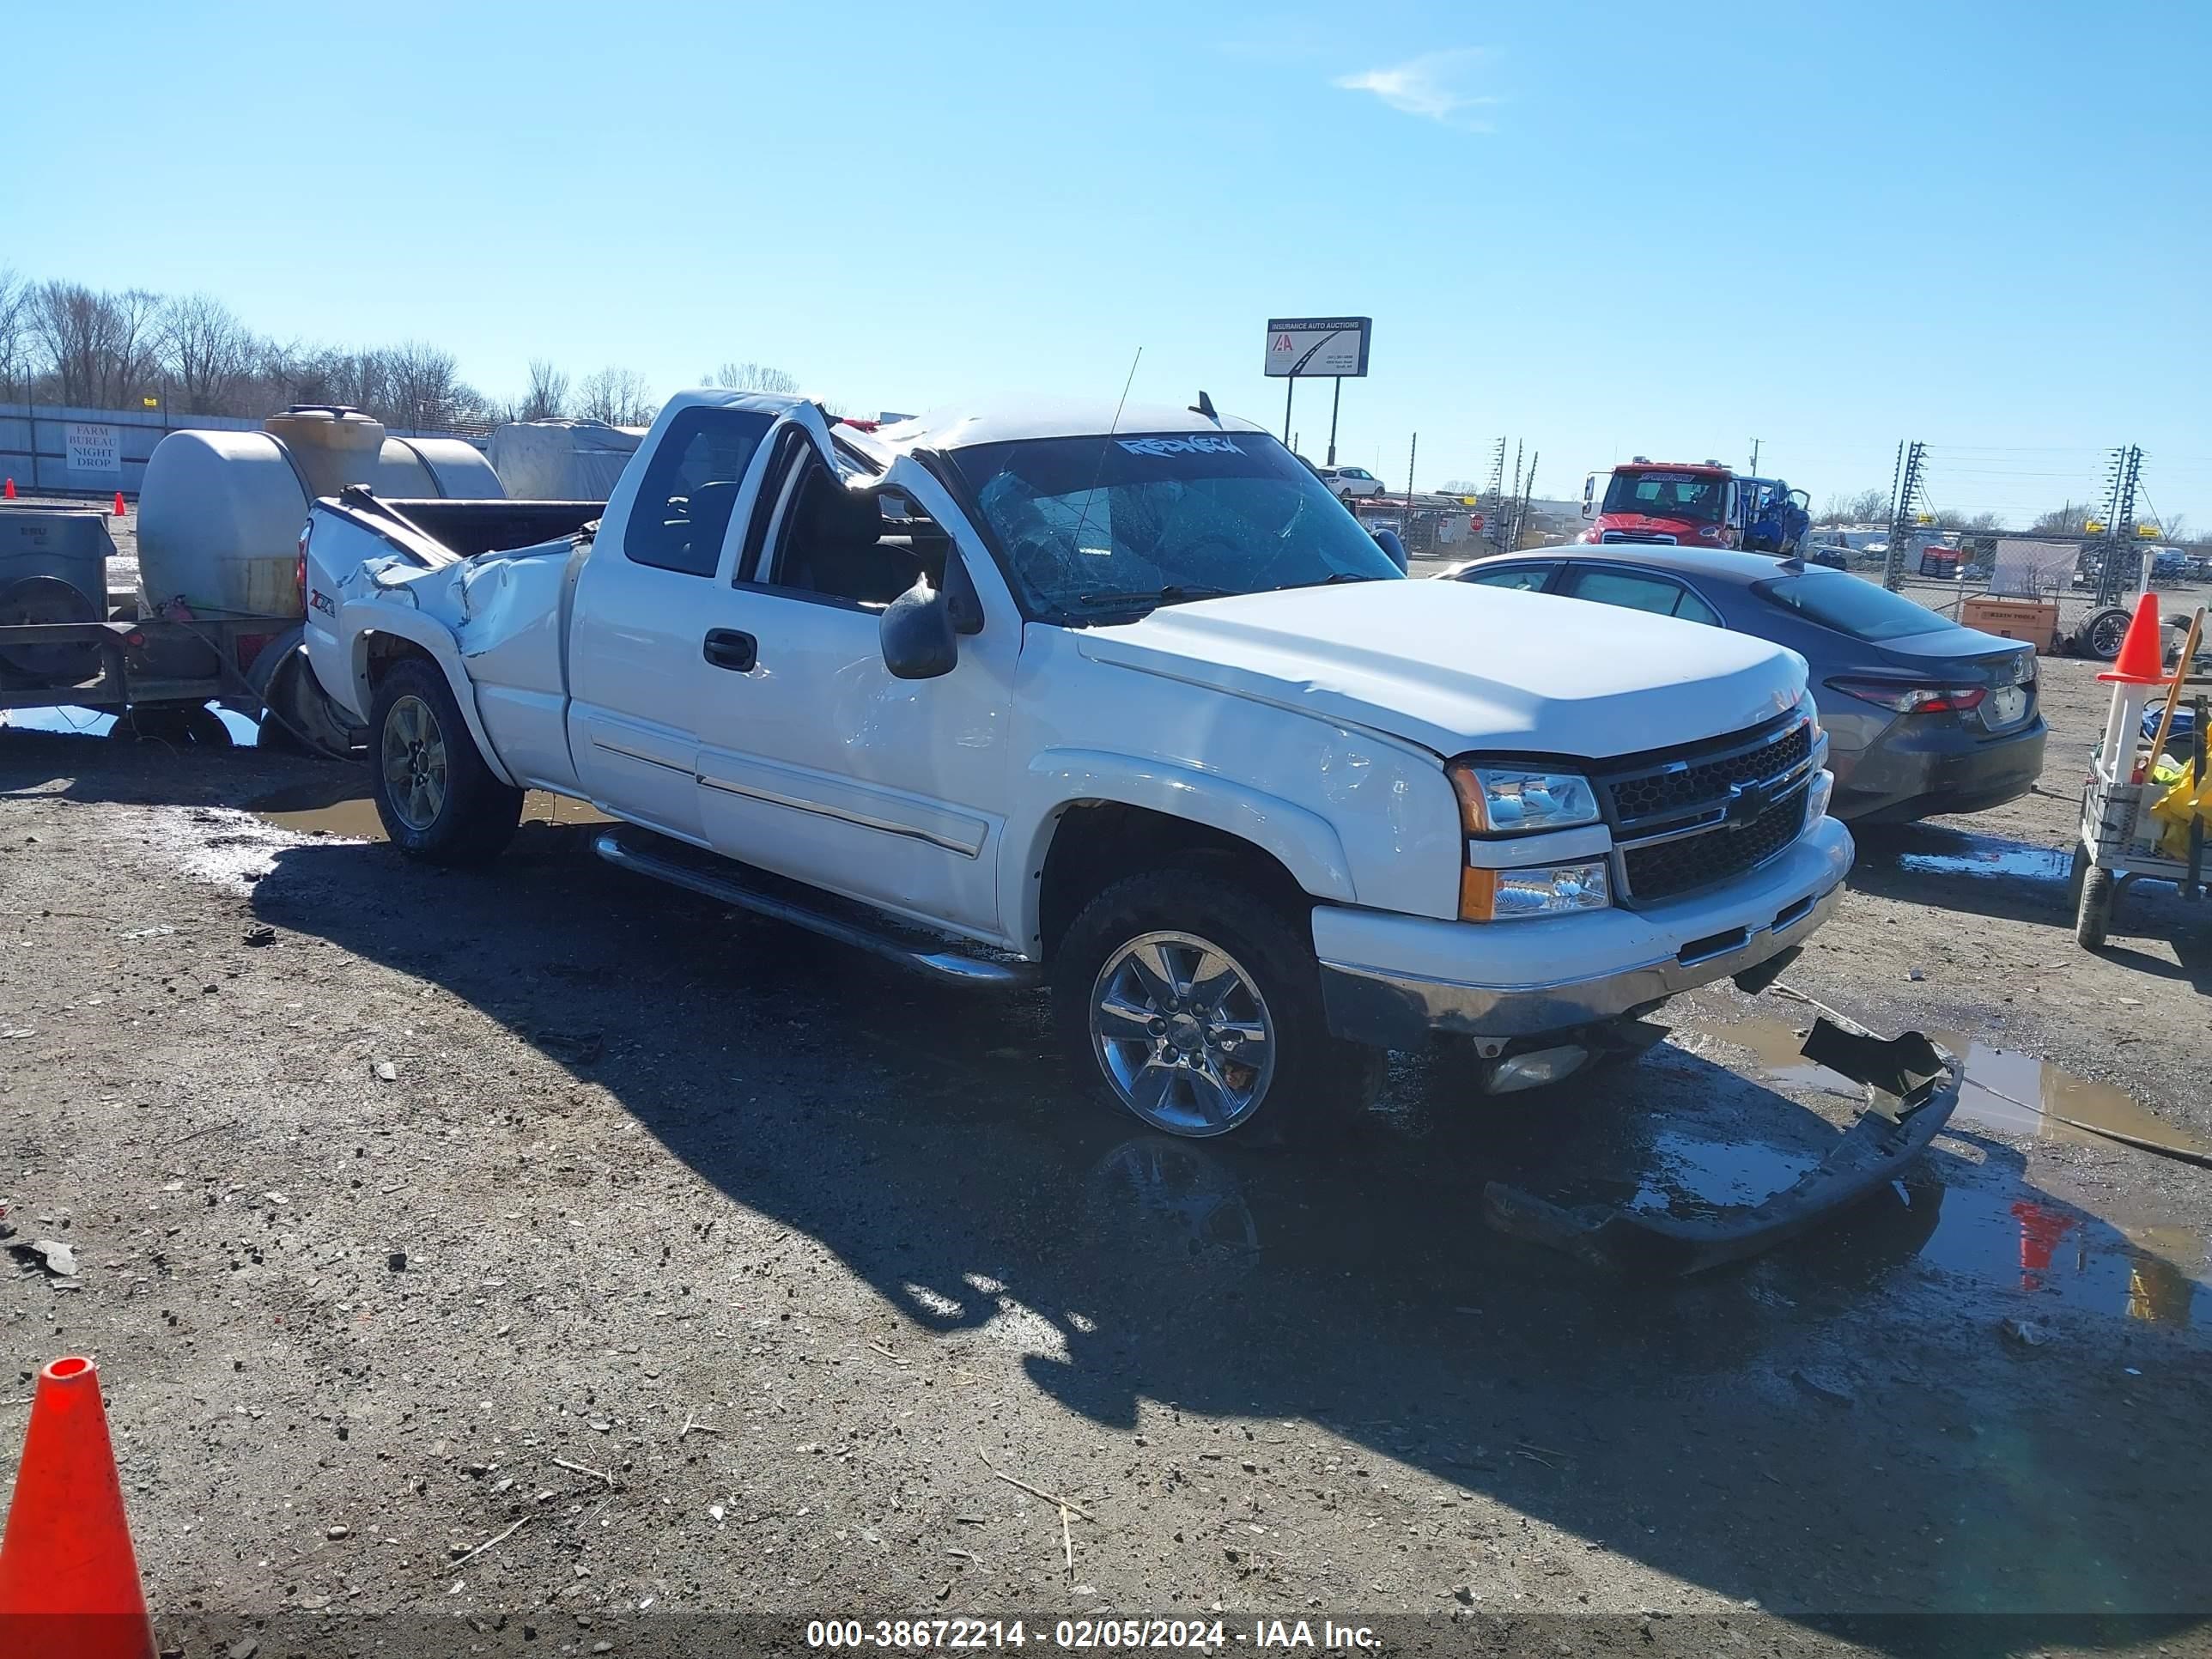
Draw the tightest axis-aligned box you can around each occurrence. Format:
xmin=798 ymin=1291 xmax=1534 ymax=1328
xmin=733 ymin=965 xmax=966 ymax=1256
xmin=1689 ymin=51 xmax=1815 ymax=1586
xmin=1066 ymin=346 xmax=1143 ymax=560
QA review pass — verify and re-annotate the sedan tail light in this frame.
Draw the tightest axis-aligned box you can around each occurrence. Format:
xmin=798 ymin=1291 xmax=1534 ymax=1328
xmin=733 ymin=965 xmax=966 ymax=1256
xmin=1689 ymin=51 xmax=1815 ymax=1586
xmin=1827 ymin=677 xmax=1986 ymax=714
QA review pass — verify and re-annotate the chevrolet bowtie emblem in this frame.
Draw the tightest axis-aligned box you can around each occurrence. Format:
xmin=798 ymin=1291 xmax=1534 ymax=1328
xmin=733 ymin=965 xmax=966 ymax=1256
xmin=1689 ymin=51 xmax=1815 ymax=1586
xmin=1723 ymin=779 xmax=1771 ymax=829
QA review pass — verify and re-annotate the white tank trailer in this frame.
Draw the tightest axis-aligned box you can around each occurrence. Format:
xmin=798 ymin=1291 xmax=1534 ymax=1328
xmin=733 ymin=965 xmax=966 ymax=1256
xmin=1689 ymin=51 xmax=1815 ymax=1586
xmin=0 ymin=408 xmax=501 ymax=749
xmin=137 ymin=406 xmax=500 ymax=617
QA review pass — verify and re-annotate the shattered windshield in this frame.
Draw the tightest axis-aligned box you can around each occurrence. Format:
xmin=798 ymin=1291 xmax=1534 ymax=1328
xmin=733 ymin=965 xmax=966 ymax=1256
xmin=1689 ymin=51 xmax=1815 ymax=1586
xmin=948 ymin=430 xmax=1402 ymax=619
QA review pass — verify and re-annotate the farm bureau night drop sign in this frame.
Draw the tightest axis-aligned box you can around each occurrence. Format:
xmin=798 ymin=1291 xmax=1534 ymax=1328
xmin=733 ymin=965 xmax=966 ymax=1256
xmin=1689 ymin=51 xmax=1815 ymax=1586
xmin=65 ymin=422 xmax=121 ymax=477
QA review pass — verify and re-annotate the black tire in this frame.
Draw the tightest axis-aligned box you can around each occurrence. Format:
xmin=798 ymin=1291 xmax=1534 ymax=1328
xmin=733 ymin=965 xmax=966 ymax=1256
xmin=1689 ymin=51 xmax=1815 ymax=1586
xmin=2075 ymin=863 xmax=2115 ymax=950
xmin=2078 ymin=606 xmax=2131 ymax=662
xmin=110 ymin=703 xmax=231 ymax=747
xmin=1051 ymin=868 xmax=1383 ymax=1146
xmin=368 ymin=657 xmax=521 ymax=866
xmin=179 ymin=706 xmax=234 ymax=748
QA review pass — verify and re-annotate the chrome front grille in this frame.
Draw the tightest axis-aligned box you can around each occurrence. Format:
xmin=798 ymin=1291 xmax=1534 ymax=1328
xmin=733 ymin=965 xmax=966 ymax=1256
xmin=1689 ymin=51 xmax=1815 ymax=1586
xmin=1595 ymin=711 xmax=1821 ymax=904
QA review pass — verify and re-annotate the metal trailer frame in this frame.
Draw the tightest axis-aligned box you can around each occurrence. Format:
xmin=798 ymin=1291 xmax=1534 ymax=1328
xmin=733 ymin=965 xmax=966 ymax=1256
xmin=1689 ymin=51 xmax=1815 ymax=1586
xmin=0 ymin=614 xmax=299 ymax=725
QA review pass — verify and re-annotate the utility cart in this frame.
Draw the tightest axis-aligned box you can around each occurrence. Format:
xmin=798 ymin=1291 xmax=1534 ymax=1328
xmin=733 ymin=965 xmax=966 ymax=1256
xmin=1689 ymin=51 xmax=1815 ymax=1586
xmin=2072 ymin=603 xmax=2209 ymax=947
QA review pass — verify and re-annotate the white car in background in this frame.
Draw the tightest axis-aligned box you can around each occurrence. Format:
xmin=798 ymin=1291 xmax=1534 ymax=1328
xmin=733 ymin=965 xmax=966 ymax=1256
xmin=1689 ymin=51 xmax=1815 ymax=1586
xmin=1318 ymin=465 xmax=1387 ymax=500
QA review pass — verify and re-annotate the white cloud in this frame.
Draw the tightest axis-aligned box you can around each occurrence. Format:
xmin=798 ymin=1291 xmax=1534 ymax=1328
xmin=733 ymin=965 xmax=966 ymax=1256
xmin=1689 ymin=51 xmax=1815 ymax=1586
xmin=1334 ymin=48 xmax=1496 ymax=128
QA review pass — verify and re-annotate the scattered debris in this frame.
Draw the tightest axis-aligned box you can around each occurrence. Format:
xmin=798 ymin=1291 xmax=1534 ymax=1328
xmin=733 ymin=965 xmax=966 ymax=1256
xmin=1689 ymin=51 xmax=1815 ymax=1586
xmin=243 ymin=923 xmax=276 ymax=946
xmin=387 ymin=1250 xmax=407 ymax=1273
xmin=2002 ymin=1317 xmax=2049 ymax=1348
xmin=325 ymin=1523 xmax=350 ymax=1540
xmin=678 ymin=1413 xmax=720 ymax=1439
xmin=550 ymin=1455 xmax=615 ymax=1487
xmin=535 ymin=1028 xmax=605 ymax=1065
xmin=977 ymin=1449 xmax=1096 ymax=1522
xmin=443 ymin=1515 xmax=528 ymax=1573
xmin=1906 ymin=966 xmax=1925 ymax=981
xmin=9 ymin=1238 xmax=77 ymax=1279
xmin=157 ymin=1119 xmax=240 ymax=1153
xmin=1790 ymin=1369 xmax=1856 ymax=1407
xmin=373 ymin=1060 xmax=398 ymax=1082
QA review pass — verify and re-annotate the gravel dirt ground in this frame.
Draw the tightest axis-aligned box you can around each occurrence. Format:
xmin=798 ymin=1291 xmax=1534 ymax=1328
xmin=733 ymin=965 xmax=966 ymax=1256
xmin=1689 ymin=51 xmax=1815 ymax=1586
xmin=3 ymin=645 xmax=2210 ymax=1659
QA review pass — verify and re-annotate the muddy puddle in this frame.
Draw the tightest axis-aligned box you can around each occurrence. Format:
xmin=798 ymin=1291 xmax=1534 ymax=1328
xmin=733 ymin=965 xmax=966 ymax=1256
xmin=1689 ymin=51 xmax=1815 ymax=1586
xmin=1079 ymin=1117 xmax=2212 ymax=1326
xmin=1889 ymin=831 xmax=2073 ymax=884
xmin=246 ymin=782 xmax=605 ymax=840
xmin=2 ymin=702 xmax=260 ymax=743
xmin=1695 ymin=1014 xmax=2212 ymax=1159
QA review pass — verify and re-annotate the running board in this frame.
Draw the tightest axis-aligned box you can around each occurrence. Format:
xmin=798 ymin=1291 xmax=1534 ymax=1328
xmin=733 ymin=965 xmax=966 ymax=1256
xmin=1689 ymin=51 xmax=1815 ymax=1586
xmin=592 ymin=827 xmax=1037 ymax=989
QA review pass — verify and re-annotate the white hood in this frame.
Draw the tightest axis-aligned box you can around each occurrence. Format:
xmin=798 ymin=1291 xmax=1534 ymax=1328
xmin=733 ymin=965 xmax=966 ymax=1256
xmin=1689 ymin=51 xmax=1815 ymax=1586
xmin=1074 ymin=580 xmax=1804 ymax=760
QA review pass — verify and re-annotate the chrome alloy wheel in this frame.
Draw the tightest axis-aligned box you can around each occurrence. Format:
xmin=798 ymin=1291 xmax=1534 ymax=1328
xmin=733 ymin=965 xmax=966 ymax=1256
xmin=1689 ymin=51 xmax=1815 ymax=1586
xmin=1090 ymin=931 xmax=1277 ymax=1136
xmin=380 ymin=694 xmax=449 ymax=832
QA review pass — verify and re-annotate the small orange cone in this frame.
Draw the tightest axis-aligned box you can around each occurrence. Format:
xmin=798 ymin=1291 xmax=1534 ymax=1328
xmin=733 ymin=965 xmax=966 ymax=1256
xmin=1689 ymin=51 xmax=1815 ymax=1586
xmin=0 ymin=1358 xmax=155 ymax=1659
xmin=112 ymin=491 xmax=127 ymax=518
xmin=2097 ymin=591 xmax=2167 ymax=685
xmin=3 ymin=477 xmax=14 ymax=498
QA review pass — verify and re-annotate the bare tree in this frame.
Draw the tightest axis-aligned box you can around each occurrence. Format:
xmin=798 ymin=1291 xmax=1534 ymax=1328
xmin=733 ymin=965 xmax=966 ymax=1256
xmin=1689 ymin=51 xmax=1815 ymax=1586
xmin=1817 ymin=486 xmax=1891 ymax=525
xmin=704 ymin=361 xmax=797 ymax=394
xmin=29 ymin=281 xmax=162 ymax=407
xmin=0 ymin=269 xmax=30 ymax=401
xmin=520 ymin=359 xmax=570 ymax=422
xmin=2027 ymin=500 xmax=2098 ymax=536
xmin=578 ymin=366 xmax=654 ymax=425
xmin=381 ymin=341 xmax=468 ymax=430
xmin=159 ymin=293 xmax=256 ymax=414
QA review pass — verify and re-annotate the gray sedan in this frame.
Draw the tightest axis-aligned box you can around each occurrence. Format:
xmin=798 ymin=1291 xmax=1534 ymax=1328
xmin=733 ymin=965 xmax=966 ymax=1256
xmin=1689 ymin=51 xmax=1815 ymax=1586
xmin=1434 ymin=547 xmax=2047 ymax=823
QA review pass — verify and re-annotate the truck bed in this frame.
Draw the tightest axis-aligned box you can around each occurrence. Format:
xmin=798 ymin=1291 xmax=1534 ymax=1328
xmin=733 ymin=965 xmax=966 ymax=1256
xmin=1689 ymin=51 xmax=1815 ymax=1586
xmin=363 ymin=498 xmax=605 ymax=561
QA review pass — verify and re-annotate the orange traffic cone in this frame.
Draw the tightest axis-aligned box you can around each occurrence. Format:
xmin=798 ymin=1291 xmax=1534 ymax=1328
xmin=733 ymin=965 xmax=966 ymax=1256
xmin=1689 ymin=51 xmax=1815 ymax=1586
xmin=2096 ymin=592 xmax=2167 ymax=685
xmin=3 ymin=477 xmax=14 ymax=499
xmin=0 ymin=1358 xmax=155 ymax=1659
xmin=112 ymin=491 xmax=127 ymax=518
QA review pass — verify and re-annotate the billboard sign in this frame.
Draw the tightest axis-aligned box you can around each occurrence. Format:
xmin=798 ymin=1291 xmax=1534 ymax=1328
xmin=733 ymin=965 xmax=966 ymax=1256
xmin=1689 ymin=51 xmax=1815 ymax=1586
xmin=1264 ymin=317 xmax=1370 ymax=379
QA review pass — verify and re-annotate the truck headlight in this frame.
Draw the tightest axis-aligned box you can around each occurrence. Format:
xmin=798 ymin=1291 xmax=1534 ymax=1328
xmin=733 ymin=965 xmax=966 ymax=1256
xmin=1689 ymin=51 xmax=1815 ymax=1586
xmin=1460 ymin=860 xmax=1611 ymax=921
xmin=1448 ymin=763 xmax=1601 ymax=835
xmin=1806 ymin=769 xmax=1834 ymax=823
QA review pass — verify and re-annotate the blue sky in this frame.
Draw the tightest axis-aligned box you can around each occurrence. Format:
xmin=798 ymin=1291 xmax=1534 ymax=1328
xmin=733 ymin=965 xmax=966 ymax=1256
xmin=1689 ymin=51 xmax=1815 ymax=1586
xmin=7 ymin=1 xmax=2207 ymax=526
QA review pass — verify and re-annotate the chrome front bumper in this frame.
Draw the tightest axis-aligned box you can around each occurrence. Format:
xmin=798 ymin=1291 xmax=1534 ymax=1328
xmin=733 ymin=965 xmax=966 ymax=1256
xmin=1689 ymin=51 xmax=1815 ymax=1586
xmin=1316 ymin=815 xmax=1852 ymax=1048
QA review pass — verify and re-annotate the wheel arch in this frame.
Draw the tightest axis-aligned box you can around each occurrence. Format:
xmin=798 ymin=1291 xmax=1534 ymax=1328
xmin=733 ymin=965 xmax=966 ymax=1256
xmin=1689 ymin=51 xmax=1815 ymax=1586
xmin=1017 ymin=751 xmax=1357 ymax=959
xmin=349 ymin=615 xmax=517 ymax=787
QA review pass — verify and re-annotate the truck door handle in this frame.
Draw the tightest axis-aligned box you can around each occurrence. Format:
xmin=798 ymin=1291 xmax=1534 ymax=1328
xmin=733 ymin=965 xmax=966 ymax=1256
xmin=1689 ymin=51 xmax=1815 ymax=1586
xmin=702 ymin=629 xmax=757 ymax=672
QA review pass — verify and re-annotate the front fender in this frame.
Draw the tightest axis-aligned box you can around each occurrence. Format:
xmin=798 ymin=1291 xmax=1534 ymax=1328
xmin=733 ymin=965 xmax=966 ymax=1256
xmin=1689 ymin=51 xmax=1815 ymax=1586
xmin=1011 ymin=748 xmax=1358 ymax=953
xmin=340 ymin=602 xmax=520 ymax=788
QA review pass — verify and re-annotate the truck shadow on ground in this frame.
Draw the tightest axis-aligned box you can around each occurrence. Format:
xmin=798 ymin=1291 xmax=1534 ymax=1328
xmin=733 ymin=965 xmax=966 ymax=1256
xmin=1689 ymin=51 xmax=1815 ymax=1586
xmin=222 ymin=814 xmax=2212 ymax=1654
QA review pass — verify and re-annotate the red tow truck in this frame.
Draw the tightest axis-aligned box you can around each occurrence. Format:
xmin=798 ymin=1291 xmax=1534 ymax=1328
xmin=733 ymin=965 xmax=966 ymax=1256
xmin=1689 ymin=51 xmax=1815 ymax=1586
xmin=1579 ymin=459 xmax=1742 ymax=550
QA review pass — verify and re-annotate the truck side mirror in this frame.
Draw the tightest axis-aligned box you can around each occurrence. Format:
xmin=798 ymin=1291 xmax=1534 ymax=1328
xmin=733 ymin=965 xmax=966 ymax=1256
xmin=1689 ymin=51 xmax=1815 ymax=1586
xmin=1370 ymin=527 xmax=1409 ymax=572
xmin=943 ymin=549 xmax=985 ymax=636
xmin=881 ymin=574 xmax=958 ymax=679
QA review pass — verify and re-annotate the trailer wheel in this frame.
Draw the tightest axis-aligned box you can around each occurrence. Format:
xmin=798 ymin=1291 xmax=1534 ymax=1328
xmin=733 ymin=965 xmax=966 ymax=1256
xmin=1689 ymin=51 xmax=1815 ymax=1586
xmin=2075 ymin=861 xmax=2115 ymax=950
xmin=111 ymin=704 xmax=233 ymax=747
xmin=368 ymin=658 xmax=521 ymax=866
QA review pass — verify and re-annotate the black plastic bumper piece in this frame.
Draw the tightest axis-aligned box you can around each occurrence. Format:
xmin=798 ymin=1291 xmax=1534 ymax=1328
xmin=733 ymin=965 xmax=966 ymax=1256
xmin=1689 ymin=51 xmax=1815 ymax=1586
xmin=1481 ymin=1018 xmax=1960 ymax=1275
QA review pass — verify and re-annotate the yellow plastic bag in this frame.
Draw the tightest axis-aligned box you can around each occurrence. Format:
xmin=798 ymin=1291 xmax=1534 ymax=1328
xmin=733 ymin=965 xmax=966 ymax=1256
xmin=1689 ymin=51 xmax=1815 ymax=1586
xmin=2150 ymin=758 xmax=2211 ymax=859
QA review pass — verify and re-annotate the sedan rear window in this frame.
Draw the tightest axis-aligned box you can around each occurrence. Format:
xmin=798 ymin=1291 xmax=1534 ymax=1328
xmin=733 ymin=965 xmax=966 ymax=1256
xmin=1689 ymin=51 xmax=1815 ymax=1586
xmin=1752 ymin=571 xmax=1947 ymax=641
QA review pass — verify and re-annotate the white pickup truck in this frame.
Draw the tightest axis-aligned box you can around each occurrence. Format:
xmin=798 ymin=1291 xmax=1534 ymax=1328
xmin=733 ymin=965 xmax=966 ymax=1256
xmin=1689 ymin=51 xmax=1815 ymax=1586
xmin=301 ymin=391 xmax=1850 ymax=1145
